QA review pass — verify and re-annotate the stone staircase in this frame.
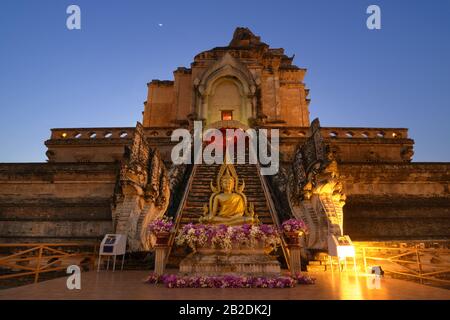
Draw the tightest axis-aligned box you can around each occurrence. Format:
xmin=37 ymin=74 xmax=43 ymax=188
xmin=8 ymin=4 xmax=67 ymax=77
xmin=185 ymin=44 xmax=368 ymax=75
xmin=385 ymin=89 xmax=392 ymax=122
xmin=180 ymin=163 xmax=274 ymax=226
xmin=306 ymin=260 xmax=328 ymax=272
xmin=306 ymin=252 xmax=329 ymax=272
xmin=319 ymin=195 xmax=343 ymax=230
xmin=167 ymin=162 xmax=277 ymax=267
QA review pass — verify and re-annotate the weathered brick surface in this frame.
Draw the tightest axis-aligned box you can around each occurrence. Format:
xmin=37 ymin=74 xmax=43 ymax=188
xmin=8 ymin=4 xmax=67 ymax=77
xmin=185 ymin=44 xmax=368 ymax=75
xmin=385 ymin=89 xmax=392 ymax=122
xmin=340 ymin=163 xmax=450 ymax=240
xmin=0 ymin=163 xmax=119 ymax=242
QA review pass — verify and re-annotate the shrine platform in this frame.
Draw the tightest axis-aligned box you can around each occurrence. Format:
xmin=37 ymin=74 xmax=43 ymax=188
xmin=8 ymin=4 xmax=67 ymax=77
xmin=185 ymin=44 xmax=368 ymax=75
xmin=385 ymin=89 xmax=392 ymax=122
xmin=0 ymin=270 xmax=448 ymax=300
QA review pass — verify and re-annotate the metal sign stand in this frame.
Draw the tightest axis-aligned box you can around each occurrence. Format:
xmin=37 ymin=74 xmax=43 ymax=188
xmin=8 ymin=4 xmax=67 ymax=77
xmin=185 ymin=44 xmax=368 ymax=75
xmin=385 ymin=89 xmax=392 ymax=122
xmin=97 ymin=234 xmax=127 ymax=272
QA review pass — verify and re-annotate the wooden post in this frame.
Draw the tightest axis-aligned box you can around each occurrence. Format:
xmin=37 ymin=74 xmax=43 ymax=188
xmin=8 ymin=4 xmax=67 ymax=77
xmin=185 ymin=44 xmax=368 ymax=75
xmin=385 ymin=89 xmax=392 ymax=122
xmin=154 ymin=245 xmax=167 ymax=276
xmin=287 ymin=244 xmax=302 ymax=275
xmin=34 ymin=246 xmax=43 ymax=283
xmin=362 ymin=247 xmax=367 ymax=273
xmin=416 ymin=248 xmax=423 ymax=284
xmin=329 ymin=255 xmax=334 ymax=274
xmin=154 ymin=232 xmax=170 ymax=276
xmin=91 ymin=244 xmax=97 ymax=271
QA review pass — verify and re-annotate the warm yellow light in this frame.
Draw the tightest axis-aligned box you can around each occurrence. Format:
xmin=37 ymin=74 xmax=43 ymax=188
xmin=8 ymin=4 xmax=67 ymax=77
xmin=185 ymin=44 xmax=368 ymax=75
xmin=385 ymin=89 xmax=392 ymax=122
xmin=221 ymin=111 xmax=233 ymax=121
xmin=61 ymin=133 xmax=67 ymax=138
xmin=337 ymin=245 xmax=355 ymax=258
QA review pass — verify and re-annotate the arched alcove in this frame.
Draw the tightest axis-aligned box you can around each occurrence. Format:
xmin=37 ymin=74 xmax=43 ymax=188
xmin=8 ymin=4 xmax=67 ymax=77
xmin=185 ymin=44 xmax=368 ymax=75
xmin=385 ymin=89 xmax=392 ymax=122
xmin=207 ymin=77 xmax=246 ymax=125
xmin=196 ymin=53 xmax=257 ymax=126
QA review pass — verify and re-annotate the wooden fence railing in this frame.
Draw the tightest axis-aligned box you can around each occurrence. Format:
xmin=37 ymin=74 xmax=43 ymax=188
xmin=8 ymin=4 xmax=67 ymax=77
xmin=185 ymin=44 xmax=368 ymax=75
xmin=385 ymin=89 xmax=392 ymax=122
xmin=0 ymin=243 xmax=98 ymax=283
xmin=359 ymin=246 xmax=450 ymax=285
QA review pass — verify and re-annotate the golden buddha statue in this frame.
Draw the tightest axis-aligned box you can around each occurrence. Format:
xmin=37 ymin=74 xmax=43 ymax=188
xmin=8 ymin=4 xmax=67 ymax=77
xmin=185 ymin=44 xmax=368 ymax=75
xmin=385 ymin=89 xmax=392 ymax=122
xmin=200 ymin=163 xmax=258 ymax=226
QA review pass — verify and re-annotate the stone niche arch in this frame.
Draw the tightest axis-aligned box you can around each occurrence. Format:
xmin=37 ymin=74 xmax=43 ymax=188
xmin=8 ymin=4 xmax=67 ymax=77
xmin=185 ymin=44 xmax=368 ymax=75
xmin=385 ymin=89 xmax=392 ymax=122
xmin=195 ymin=53 xmax=257 ymax=127
xmin=207 ymin=77 xmax=245 ymax=125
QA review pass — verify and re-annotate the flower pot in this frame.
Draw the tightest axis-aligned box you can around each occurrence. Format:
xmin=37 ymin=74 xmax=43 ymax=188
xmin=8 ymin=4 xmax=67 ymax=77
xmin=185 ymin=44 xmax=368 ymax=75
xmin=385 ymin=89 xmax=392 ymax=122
xmin=284 ymin=231 xmax=300 ymax=245
xmin=155 ymin=231 xmax=171 ymax=245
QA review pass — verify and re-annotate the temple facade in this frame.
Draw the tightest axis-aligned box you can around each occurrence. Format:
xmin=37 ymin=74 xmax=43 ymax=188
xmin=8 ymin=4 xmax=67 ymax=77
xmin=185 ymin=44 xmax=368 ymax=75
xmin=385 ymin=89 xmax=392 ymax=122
xmin=0 ymin=28 xmax=449 ymax=262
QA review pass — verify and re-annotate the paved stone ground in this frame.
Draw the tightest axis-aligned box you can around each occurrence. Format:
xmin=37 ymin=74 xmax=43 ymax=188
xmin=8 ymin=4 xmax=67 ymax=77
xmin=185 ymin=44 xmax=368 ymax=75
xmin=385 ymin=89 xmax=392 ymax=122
xmin=0 ymin=270 xmax=448 ymax=300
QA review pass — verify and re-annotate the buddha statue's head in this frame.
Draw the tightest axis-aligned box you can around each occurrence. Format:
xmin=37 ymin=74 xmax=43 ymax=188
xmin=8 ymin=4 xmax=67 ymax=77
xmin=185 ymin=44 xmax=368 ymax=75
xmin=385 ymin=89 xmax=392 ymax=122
xmin=220 ymin=170 xmax=235 ymax=193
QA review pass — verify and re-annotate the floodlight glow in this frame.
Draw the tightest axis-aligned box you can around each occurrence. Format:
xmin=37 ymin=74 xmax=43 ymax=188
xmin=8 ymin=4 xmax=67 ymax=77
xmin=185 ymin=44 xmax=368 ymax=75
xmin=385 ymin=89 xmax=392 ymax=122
xmin=337 ymin=245 xmax=355 ymax=259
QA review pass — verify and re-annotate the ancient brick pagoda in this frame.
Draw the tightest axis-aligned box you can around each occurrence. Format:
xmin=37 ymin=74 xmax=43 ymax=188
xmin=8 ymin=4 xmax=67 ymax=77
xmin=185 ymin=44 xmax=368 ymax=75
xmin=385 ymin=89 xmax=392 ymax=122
xmin=1 ymin=28 xmax=448 ymax=268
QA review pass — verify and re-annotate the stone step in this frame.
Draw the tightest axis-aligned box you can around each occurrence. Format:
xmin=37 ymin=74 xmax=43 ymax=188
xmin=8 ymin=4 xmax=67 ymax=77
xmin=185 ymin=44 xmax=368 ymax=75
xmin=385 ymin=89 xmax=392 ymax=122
xmin=192 ymin=182 xmax=262 ymax=185
xmin=188 ymin=194 xmax=267 ymax=198
xmin=187 ymin=194 xmax=268 ymax=199
xmin=184 ymin=201 xmax=269 ymax=206
xmin=195 ymin=173 xmax=258 ymax=175
xmin=189 ymin=190 xmax=264 ymax=194
xmin=191 ymin=179 xmax=261 ymax=182
xmin=306 ymin=265 xmax=327 ymax=272
xmin=201 ymin=173 xmax=258 ymax=176
xmin=180 ymin=215 xmax=274 ymax=220
xmin=188 ymin=189 xmax=264 ymax=194
xmin=189 ymin=189 xmax=264 ymax=192
xmin=181 ymin=211 xmax=273 ymax=217
xmin=186 ymin=195 xmax=268 ymax=200
xmin=183 ymin=211 xmax=272 ymax=217
xmin=180 ymin=217 xmax=273 ymax=228
xmin=308 ymin=260 xmax=324 ymax=266
xmin=180 ymin=213 xmax=273 ymax=218
xmin=181 ymin=210 xmax=272 ymax=215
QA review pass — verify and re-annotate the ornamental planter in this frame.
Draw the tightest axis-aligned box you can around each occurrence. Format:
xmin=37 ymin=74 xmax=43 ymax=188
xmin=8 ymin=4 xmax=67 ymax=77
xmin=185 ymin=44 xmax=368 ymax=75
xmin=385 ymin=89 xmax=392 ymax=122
xmin=284 ymin=231 xmax=300 ymax=245
xmin=176 ymin=224 xmax=281 ymax=254
xmin=155 ymin=231 xmax=171 ymax=246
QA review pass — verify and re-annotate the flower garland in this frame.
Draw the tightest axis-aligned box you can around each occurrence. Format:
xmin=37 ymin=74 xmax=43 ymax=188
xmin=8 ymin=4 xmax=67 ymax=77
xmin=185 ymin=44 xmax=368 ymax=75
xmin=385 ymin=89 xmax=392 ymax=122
xmin=145 ymin=273 xmax=315 ymax=288
xmin=291 ymin=273 xmax=316 ymax=285
xmin=175 ymin=223 xmax=281 ymax=251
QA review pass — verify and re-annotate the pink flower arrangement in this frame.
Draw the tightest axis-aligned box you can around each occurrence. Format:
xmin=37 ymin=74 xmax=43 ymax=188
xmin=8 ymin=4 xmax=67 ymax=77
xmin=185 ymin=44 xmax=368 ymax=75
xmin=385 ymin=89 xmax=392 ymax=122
xmin=175 ymin=223 xmax=281 ymax=251
xmin=281 ymin=219 xmax=308 ymax=234
xmin=145 ymin=272 xmax=160 ymax=284
xmin=291 ymin=273 xmax=316 ymax=285
xmin=147 ymin=216 xmax=174 ymax=235
xmin=146 ymin=274 xmax=296 ymax=288
xmin=145 ymin=272 xmax=316 ymax=288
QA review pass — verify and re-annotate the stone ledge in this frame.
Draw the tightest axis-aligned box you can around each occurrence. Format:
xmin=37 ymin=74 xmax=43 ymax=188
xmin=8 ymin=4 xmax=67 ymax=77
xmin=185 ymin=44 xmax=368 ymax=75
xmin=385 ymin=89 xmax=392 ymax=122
xmin=179 ymin=248 xmax=281 ymax=276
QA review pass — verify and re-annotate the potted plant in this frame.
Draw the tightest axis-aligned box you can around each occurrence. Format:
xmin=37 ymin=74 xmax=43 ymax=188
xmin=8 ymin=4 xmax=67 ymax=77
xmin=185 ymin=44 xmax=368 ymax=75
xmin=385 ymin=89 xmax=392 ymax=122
xmin=175 ymin=223 xmax=281 ymax=254
xmin=148 ymin=216 xmax=174 ymax=245
xmin=281 ymin=219 xmax=307 ymax=245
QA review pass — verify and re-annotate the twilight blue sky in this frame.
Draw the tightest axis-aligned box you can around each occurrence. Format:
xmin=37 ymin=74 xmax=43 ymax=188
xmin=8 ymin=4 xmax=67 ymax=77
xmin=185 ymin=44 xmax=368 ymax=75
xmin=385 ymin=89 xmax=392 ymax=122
xmin=0 ymin=0 xmax=449 ymax=162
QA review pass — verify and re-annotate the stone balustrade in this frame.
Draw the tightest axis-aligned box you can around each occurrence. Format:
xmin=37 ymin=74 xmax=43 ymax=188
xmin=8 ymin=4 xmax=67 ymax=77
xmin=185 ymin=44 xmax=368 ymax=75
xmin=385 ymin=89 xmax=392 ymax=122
xmin=46 ymin=128 xmax=135 ymax=163
xmin=49 ymin=126 xmax=409 ymax=140
xmin=46 ymin=125 xmax=413 ymax=163
xmin=49 ymin=127 xmax=187 ymax=140
xmin=270 ymin=126 xmax=409 ymax=139
xmin=49 ymin=127 xmax=135 ymax=140
xmin=320 ymin=127 xmax=409 ymax=139
xmin=144 ymin=127 xmax=183 ymax=138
